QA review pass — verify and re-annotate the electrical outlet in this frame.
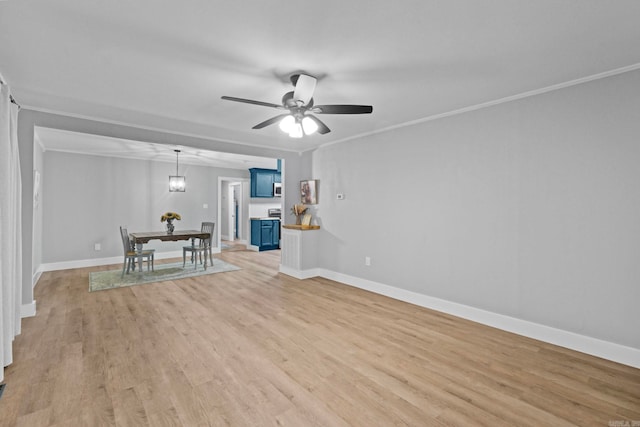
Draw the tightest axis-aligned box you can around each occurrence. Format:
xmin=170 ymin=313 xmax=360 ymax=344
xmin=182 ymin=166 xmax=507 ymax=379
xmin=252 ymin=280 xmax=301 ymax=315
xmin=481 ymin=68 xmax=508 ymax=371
xmin=94 ymin=243 xmax=101 ymax=251
xmin=336 ymin=193 xmax=345 ymax=200
xmin=203 ymin=203 xmax=209 ymax=209
xmin=365 ymin=256 xmax=371 ymax=266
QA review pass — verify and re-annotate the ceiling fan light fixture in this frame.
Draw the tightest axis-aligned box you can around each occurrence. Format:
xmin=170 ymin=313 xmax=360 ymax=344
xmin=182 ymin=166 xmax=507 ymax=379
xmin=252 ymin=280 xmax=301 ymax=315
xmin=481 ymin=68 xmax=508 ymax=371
xmin=279 ymin=115 xmax=295 ymax=133
xmin=222 ymin=72 xmax=372 ymax=138
xmin=301 ymin=116 xmax=318 ymax=135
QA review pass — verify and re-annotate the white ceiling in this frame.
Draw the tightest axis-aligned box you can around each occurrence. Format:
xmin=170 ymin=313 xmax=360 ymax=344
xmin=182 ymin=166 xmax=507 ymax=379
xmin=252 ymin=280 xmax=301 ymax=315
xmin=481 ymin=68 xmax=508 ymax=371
xmin=2 ymin=1 xmax=640 ymax=154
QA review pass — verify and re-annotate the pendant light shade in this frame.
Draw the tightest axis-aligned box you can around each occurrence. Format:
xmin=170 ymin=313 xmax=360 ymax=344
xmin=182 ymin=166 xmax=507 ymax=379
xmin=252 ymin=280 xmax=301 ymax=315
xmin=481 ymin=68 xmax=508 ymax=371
xmin=279 ymin=115 xmax=295 ymax=133
xmin=301 ymin=116 xmax=318 ymax=135
xmin=289 ymin=121 xmax=303 ymax=138
xmin=169 ymin=149 xmax=186 ymax=192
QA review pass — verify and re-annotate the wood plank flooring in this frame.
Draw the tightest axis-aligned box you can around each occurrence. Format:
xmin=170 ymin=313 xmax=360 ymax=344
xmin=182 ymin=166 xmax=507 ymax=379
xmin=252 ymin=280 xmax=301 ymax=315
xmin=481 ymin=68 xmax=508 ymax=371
xmin=1 ymin=249 xmax=639 ymax=426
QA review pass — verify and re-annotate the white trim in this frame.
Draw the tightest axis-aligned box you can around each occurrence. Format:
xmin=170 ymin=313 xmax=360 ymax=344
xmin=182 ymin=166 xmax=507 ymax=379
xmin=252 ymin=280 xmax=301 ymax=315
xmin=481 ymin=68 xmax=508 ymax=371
xmin=39 ymin=250 xmax=182 ymax=272
xmin=37 ymin=248 xmax=223 ymax=273
xmin=279 ymin=265 xmax=321 ymax=280
xmin=279 ymin=266 xmax=640 ymax=368
xmin=32 ymin=270 xmax=42 ymax=288
xmin=34 ymin=132 xmax=46 ymax=153
xmin=316 ymin=62 xmax=640 ymax=152
xmin=40 ymin=255 xmax=129 ymax=272
xmin=21 ymin=301 xmax=36 ymax=318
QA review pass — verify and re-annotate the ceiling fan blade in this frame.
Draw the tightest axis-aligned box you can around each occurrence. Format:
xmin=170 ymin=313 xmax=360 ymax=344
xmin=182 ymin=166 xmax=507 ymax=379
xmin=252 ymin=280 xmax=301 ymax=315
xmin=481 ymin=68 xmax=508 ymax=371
xmin=292 ymin=74 xmax=317 ymax=106
xmin=307 ymin=115 xmax=331 ymax=135
xmin=252 ymin=114 xmax=290 ymax=129
xmin=221 ymin=96 xmax=285 ymax=109
xmin=313 ymin=105 xmax=373 ymax=114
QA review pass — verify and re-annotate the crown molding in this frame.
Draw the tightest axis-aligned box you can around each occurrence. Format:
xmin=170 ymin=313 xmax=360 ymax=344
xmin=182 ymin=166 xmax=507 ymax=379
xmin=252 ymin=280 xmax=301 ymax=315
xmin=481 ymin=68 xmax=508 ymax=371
xmin=317 ymin=63 xmax=640 ymax=152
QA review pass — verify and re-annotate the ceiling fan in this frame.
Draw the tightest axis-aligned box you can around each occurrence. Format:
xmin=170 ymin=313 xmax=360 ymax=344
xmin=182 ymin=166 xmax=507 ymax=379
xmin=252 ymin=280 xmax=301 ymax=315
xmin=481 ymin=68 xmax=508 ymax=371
xmin=221 ymin=73 xmax=373 ymax=138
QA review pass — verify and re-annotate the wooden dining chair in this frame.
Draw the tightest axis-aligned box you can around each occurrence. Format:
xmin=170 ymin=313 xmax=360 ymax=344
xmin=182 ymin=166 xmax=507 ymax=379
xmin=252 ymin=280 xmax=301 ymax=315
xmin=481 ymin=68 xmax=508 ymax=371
xmin=183 ymin=222 xmax=215 ymax=269
xmin=120 ymin=226 xmax=155 ymax=277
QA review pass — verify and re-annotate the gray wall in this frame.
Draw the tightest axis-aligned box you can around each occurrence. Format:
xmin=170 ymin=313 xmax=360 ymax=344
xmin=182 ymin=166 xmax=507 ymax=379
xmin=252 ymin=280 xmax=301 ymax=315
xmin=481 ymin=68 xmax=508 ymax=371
xmin=312 ymin=69 xmax=640 ymax=350
xmin=42 ymin=151 xmax=247 ymax=262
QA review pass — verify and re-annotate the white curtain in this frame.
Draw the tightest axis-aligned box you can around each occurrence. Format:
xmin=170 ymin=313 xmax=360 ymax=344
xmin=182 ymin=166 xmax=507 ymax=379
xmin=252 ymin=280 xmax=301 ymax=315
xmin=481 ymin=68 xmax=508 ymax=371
xmin=0 ymin=80 xmax=23 ymax=382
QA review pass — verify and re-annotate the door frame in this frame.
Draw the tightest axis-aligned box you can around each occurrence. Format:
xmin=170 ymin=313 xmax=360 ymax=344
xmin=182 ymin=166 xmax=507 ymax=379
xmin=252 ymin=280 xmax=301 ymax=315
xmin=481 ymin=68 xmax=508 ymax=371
xmin=229 ymin=182 xmax=241 ymax=240
xmin=217 ymin=177 xmax=249 ymax=251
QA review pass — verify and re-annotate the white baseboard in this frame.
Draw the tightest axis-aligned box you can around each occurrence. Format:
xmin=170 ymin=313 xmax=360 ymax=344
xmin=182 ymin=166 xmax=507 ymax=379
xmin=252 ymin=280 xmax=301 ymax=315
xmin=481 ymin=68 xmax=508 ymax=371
xmin=279 ymin=265 xmax=321 ymax=280
xmin=38 ymin=250 xmax=196 ymax=273
xmin=279 ymin=265 xmax=640 ymax=369
xmin=37 ymin=248 xmax=228 ymax=274
xmin=40 ymin=255 xmax=124 ymax=272
xmin=21 ymin=300 xmax=36 ymax=318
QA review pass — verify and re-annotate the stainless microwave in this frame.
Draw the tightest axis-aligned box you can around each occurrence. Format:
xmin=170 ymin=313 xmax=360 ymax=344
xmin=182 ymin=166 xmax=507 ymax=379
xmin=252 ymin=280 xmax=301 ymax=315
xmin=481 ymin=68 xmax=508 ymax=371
xmin=273 ymin=182 xmax=282 ymax=197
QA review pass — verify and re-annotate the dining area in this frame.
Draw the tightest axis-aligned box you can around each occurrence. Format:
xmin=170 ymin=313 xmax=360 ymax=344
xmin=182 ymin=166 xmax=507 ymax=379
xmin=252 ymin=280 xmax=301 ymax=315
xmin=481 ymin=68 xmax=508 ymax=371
xmin=120 ymin=219 xmax=215 ymax=276
xmin=88 ymin=219 xmax=240 ymax=292
xmin=33 ymin=145 xmax=260 ymax=294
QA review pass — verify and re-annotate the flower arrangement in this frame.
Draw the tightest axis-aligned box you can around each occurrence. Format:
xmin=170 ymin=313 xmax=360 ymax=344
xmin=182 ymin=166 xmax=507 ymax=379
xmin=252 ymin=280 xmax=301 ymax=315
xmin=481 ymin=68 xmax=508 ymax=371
xmin=161 ymin=212 xmax=181 ymax=222
xmin=291 ymin=204 xmax=308 ymax=225
xmin=290 ymin=204 xmax=307 ymax=216
xmin=161 ymin=212 xmax=181 ymax=234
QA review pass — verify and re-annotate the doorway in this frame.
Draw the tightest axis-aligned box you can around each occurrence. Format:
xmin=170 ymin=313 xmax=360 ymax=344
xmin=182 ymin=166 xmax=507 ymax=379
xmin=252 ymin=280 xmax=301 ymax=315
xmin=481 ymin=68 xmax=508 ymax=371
xmin=218 ymin=178 xmax=249 ymax=252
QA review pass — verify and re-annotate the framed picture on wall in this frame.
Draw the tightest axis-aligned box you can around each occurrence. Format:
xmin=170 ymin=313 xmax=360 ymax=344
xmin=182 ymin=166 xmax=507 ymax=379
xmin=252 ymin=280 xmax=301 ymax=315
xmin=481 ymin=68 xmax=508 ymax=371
xmin=300 ymin=179 xmax=318 ymax=204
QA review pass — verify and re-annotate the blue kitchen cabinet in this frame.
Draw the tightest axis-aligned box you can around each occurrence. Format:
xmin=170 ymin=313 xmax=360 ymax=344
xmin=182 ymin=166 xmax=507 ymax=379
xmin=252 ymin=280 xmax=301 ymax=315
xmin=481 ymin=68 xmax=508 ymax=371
xmin=251 ymin=219 xmax=280 ymax=251
xmin=250 ymin=168 xmax=278 ymax=198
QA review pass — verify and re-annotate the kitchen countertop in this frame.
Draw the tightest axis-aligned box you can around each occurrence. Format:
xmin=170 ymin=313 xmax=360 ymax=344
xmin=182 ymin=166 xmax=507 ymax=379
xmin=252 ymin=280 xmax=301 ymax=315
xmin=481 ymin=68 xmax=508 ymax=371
xmin=250 ymin=217 xmax=281 ymax=220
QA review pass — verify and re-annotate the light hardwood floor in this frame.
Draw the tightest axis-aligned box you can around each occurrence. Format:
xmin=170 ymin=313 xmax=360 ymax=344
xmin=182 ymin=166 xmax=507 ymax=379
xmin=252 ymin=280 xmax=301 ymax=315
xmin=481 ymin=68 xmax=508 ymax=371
xmin=220 ymin=240 xmax=247 ymax=252
xmin=1 ymin=249 xmax=639 ymax=426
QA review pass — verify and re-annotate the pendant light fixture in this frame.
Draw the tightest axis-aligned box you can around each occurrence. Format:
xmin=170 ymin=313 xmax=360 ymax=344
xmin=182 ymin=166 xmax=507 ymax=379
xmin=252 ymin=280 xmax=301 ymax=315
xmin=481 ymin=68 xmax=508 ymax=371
xmin=168 ymin=149 xmax=186 ymax=192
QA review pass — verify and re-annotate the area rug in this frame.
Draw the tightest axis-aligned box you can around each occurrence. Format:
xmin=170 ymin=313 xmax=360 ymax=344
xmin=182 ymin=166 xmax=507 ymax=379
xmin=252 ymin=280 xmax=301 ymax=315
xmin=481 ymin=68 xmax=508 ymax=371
xmin=89 ymin=260 xmax=240 ymax=292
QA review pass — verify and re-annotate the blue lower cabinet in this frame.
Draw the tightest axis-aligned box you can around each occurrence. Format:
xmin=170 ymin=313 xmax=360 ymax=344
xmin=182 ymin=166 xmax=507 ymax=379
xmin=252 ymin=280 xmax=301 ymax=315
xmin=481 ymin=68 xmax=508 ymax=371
xmin=251 ymin=219 xmax=280 ymax=251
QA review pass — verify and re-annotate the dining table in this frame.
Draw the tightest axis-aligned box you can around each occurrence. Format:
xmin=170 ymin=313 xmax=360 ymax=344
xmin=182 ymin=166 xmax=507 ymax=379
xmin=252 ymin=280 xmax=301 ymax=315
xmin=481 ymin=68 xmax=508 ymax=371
xmin=129 ymin=229 xmax=211 ymax=272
